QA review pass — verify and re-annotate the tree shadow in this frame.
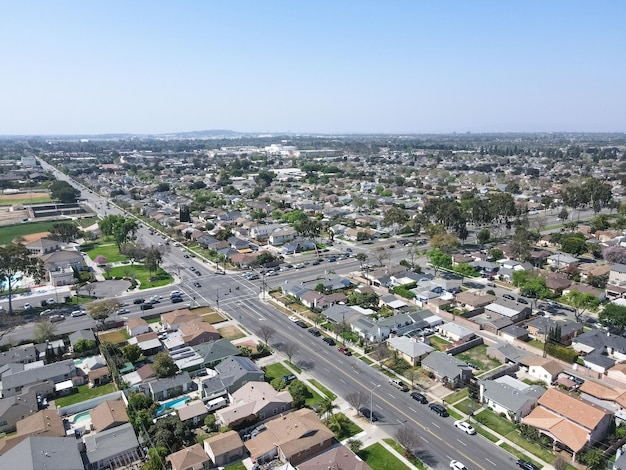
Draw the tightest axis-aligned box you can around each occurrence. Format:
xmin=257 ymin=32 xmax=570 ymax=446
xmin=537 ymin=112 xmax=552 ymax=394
xmin=414 ymin=449 xmax=438 ymax=468
xmin=295 ymin=359 xmax=315 ymax=370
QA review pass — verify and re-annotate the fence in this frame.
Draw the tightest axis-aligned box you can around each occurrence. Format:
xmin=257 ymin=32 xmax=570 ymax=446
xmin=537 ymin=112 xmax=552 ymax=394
xmin=446 ymin=337 xmax=484 ymax=355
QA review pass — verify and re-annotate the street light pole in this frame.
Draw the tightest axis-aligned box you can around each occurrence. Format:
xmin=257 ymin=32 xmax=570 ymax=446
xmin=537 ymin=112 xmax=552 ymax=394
xmin=370 ymin=384 xmax=380 ymax=424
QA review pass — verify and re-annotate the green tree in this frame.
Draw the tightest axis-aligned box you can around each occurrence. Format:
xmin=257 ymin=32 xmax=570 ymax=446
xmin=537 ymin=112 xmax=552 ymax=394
xmin=0 ymin=244 xmax=45 ymax=314
xmin=489 ymin=248 xmax=504 ymax=261
xmin=48 ymin=222 xmax=82 ymax=242
xmin=204 ymin=414 xmax=216 ymax=430
xmin=346 ymin=438 xmax=363 ymax=454
xmin=153 ymin=351 xmax=179 ymax=378
xmin=599 ymin=303 xmax=626 ymax=333
xmin=558 ymin=207 xmax=569 ymax=221
xmin=49 ymin=180 xmax=80 ymax=202
xmin=317 ymin=397 xmax=338 ymax=424
xmin=73 ymin=339 xmax=96 ymax=354
xmin=327 ymin=412 xmax=351 ymax=438
xmin=430 ymin=233 xmax=459 ymax=254
xmin=578 ymin=447 xmax=606 ymax=470
xmin=428 ymin=248 xmax=452 ymax=276
xmin=87 ymin=298 xmax=121 ymax=323
xmin=453 ymin=263 xmax=477 ymax=279
xmin=122 ymin=344 xmax=143 ymax=363
xmin=142 ymin=446 xmax=168 ymax=470
xmin=144 ymin=248 xmax=163 ymax=278
xmin=288 ymin=380 xmax=309 ymax=408
xmin=382 ymin=207 xmax=409 ymax=235
xmin=563 ymin=290 xmax=600 ymax=322
xmin=476 ymin=228 xmax=490 ymax=245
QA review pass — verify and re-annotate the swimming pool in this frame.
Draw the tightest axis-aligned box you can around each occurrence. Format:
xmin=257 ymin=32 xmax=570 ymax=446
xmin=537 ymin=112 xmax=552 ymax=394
xmin=156 ymin=396 xmax=191 ymax=416
xmin=72 ymin=410 xmax=91 ymax=424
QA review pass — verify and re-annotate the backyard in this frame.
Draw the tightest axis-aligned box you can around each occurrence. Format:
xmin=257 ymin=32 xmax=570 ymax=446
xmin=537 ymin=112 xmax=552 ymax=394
xmin=55 ymin=383 xmax=117 ymax=408
xmin=455 ymin=344 xmax=502 ymax=371
xmin=428 ymin=335 xmax=451 ymax=351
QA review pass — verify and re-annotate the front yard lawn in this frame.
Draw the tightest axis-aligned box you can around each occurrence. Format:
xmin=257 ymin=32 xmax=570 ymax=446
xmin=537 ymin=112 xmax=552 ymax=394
xmin=474 ymin=409 xmax=517 ymax=436
xmin=264 ymin=362 xmax=292 ymax=382
xmin=224 ymin=462 xmax=246 ymax=470
xmin=505 ymin=430 xmax=555 ymax=464
xmin=105 ymin=265 xmax=173 ymax=289
xmin=358 ymin=443 xmax=411 ymax=470
xmin=333 ymin=412 xmax=362 ymax=440
xmin=55 ymin=383 xmax=117 ymax=408
xmin=445 ymin=388 xmax=468 ymax=405
xmin=500 ymin=443 xmax=544 ymax=469
xmin=82 ymin=241 xmax=129 ymax=263
xmin=217 ymin=325 xmax=246 ymax=340
xmin=383 ymin=438 xmax=427 ymax=470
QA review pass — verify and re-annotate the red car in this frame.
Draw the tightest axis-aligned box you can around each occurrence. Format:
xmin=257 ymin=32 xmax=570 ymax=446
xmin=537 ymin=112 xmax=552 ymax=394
xmin=338 ymin=347 xmax=352 ymax=356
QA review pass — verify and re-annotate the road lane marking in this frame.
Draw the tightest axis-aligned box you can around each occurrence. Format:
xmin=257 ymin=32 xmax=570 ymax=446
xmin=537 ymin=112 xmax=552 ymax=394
xmin=409 ymin=407 xmax=416 ymax=413
xmin=456 ymin=439 xmax=466 ymax=446
xmin=430 ymin=422 xmax=440 ymax=428
xmin=485 ymin=458 xmax=496 ymax=466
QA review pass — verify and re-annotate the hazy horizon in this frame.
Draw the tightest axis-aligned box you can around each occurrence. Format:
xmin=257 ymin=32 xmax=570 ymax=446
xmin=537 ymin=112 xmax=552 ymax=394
xmin=1 ymin=1 xmax=625 ymax=135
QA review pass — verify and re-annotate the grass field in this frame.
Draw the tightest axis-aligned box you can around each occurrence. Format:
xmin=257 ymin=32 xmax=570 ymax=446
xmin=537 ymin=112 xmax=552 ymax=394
xmin=475 ymin=409 xmax=517 ymax=435
xmin=0 ymin=195 xmax=52 ymax=205
xmin=223 ymin=462 xmax=246 ymax=470
xmin=428 ymin=335 xmax=451 ymax=351
xmin=264 ymin=362 xmax=292 ymax=382
xmin=202 ymin=312 xmax=227 ymax=323
xmin=98 ymin=329 xmax=130 ymax=345
xmin=358 ymin=443 xmax=411 ymax=470
xmin=308 ymin=379 xmax=337 ymax=400
xmin=76 ymin=217 xmax=98 ymax=228
xmin=104 ymin=265 xmax=173 ymax=289
xmin=217 ymin=325 xmax=246 ymax=340
xmin=82 ymin=241 xmax=128 ymax=263
xmin=0 ymin=220 xmax=60 ymax=245
xmin=55 ymin=383 xmax=117 ymax=408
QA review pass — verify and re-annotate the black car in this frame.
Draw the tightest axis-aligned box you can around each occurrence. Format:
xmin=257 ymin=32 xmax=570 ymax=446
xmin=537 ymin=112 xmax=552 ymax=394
xmin=133 ymin=298 xmax=145 ymax=304
xmin=322 ymin=337 xmax=336 ymax=346
xmin=410 ymin=392 xmax=428 ymax=404
xmin=171 ymin=296 xmax=184 ymax=303
xmin=517 ymin=297 xmax=529 ymax=304
xmin=193 ymin=282 xmax=201 ymax=288
xmin=503 ymin=293 xmax=515 ymax=301
xmin=359 ymin=407 xmax=378 ymax=422
xmin=428 ymin=403 xmax=449 ymax=417
xmin=516 ymin=460 xmax=540 ymax=470
xmin=308 ymin=328 xmax=321 ymax=337
xmin=295 ymin=320 xmax=308 ymax=329
xmin=140 ymin=303 xmax=154 ymax=310
xmin=282 ymin=374 xmax=297 ymax=384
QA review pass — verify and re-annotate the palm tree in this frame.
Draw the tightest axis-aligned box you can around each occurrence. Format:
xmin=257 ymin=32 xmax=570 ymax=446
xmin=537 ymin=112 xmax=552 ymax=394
xmin=327 ymin=412 xmax=350 ymax=438
xmin=317 ymin=397 xmax=338 ymax=424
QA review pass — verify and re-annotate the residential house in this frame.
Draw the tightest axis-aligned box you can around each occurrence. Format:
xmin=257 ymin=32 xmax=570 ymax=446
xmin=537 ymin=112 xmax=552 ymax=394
xmin=88 ymin=367 xmax=112 ymax=388
xmin=177 ymin=400 xmax=209 ymax=428
xmin=487 ymin=343 xmax=528 ymax=365
xmin=484 ymin=300 xmax=531 ymax=323
xmin=386 ymin=336 xmax=434 ymax=366
xmin=297 ymin=445 xmax=373 ymax=470
xmin=192 ymin=339 xmax=241 ymax=368
xmin=89 ymin=399 xmax=128 ymax=432
xmin=455 ymin=291 xmax=496 ymax=310
xmin=83 ymin=422 xmax=142 ymax=469
xmin=216 ymin=381 xmax=292 ymax=428
xmin=544 ymin=273 xmax=572 ymax=295
xmin=607 ymin=363 xmax=626 ymax=388
xmin=161 ymin=309 xmax=201 ymax=331
xmin=178 ymin=322 xmax=220 ymax=346
xmin=523 ymin=356 xmax=563 ymax=384
xmin=526 ymin=318 xmax=583 ymax=345
xmin=421 ymin=351 xmax=473 ymax=388
xmin=126 ymin=318 xmax=151 ymax=337
xmin=564 ymin=283 xmax=606 ymax=302
xmin=200 ymin=356 xmax=265 ymax=401
xmin=437 ymin=323 xmax=475 ymax=343
xmin=68 ymin=329 xmax=96 ymax=352
xmin=0 ymin=359 xmax=76 ymax=398
xmin=148 ymin=371 xmax=192 ymax=401
xmin=579 ymin=380 xmax=626 ymax=423
xmin=547 ymin=253 xmax=579 ymax=270
xmin=166 ymin=443 xmax=211 ymax=470
xmin=0 ymin=436 xmax=84 ymax=470
xmin=572 ymin=330 xmax=626 ymax=367
xmin=609 ymin=263 xmax=626 ymax=288
xmin=244 ymin=408 xmax=335 ymax=466
xmin=203 ymin=430 xmax=246 ymax=467
xmin=0 ymin=387 xmax=41 ymax=434
xmin=522 ymin=388 xmax=613 ymax=458
xmin=268 ymin=228 xmax=297 ymax=246
xmin=128 ymin=332 xmax=162 ymax=356
xmin=0 ymin=343 xmax=38 ymax=367
xmin=25 ymin=238 xmax=60 ymax=255
xmin=479 ymin=375 xmax=545 ymax=422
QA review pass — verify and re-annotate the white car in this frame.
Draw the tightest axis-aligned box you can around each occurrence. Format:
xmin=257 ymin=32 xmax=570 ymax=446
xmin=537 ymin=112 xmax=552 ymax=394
xmin=288 ymin=316 xmax=298 ymax=322
xmin=450 ymin=460 xmax=468 ymax=470
xmin=23 ymin=303 xmax=32 ymax=310
xmin=71 ymin=310 xmax=87 ymax=317
xmin=454 ymin=420 xmax=476 ymax=435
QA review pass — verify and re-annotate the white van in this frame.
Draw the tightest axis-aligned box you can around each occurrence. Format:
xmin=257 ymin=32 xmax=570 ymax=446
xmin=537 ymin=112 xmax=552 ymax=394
xmin=206 ymin=396 xmax=228 ymax=412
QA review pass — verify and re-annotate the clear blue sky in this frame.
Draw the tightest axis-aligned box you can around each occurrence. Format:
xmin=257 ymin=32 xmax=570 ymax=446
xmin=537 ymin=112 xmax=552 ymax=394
xmin=1 ymin=1 xmax=625 ymax=135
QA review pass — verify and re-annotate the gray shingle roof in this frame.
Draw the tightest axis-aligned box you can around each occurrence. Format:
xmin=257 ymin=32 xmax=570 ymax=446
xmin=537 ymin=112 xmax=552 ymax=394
xmin=0 ymin=436 xmax=84 ymax=470
xmin=84 ymin=422 xmax=139 ymax=464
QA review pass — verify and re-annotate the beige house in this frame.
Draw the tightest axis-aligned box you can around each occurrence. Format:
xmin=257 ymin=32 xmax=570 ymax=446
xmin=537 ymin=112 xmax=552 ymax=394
xmin=166 ymin=443 xmax=211 ymax=470
xmin=90 ymin=399 xmax=128 ymax=432
xmin=161 ymin=309 xmax=201 ymax=330
xmin=203 ymin=430 xmax=246 ymax=467
xmin=216 ymin=381 xmax=292 ymax=427
xmin=523 ymin=356 xmax=563 ymax=384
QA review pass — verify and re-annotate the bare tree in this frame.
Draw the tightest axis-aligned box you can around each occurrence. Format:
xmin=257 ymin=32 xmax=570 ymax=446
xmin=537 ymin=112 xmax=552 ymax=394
xmin=373 ymin=247 xmax=390 ymax=269
xmin=371 ymin=343 xmax=390 ymax=362
xmin=84 ymin=282 xmax=96 ymax=298
xmin=258 ymin=325 xmax=275 ymax=346
xmin=405 ymin=368 xmax=419 ymax=390
xmin=395 ymin=427 xmax=420 ymax=458
xmin=346 ymin=391 xmax=366 ymax=411
xmin=283 ymin=341 xmax=300 ymax=364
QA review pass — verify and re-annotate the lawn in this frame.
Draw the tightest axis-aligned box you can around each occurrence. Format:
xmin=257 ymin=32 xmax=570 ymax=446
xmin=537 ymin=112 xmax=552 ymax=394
xmin=55 ymin=383 xmax=117 ymax=408
xmin=445 ymin=388 xmax=468 ymax=405
xmin=0 ymin=220 xmax=61 ymax=245
xmin=333 ymin=412 xmax=362 ymax=440
xmin=358 ymin=443 xmax=411 ymax=470
xmin=264 ymin=362 xmax=292 ymax=382
xmin=217 ymin=325 xmax=246 ymax=340
xmin=0 ymin=194 xmax=52 ymax=205
xmin=308 ymin=379 xmax=337 ymax=400
xmin=76 ymin=217 xmax=99 ymax=228
xmin=428 ymin=335 xmax=451 ymax=351
xmin=223 ymin=462 xmax=246 ymax=470
xmin=202 ymin=312 xmax=227 ymax=323
xmin=500 ymin=443 xmax=544 ymax=469
xmin=383 ymin=438 xmax=427 ymax=470
xmin=82 ymin=241 xmax=129 ymax=263
xmin=98 ymin=329 xmax=130 ymax=345
xmin=505 ymin=430 xmax=556 ymax=464
xmin=474 ymin=409 xmax=517 ymax=436
xmin=455 ymin=343 xmax=502 ymax=371
xmin=104 ymin=265 xmax=173 ymax=289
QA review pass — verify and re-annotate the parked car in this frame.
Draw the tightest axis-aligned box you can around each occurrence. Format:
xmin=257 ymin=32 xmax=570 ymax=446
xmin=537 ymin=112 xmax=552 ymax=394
xmin=327 ymin=256 xmax=336 ymax=262
xmin=282 ymin=374 xmax=297 ymax=384
xmin=517 ymin=297 xmax=529 ymax=304
xmin=40 ymin=309 xmax=53 ymax=316
xmin=454 ymin=420 xmax=476 ymax=434
xmin=322 ymin=337 xmax=336 ymax=346
xmin=410 ymin=392 xmax=427 ymax=404
xmin=70 ymin=310 xmax=86 ymax=317
xmin=193 ymin=282 xmax=201 ymax=288
xmin=389 ymin=378 xmax=409 ymax=392
xmin=503 ymin=293 xmax=515 ymax=301
xmin=23 ymin=303 xmax=32 ymax=310
xmin=516 ymin=460 xmax=540 ymax=470
xmin=288 ymin=316 xmax=298 ymax=322
xmin=295 ymin=320 xmax=308 ymax=329
xmin=308 ymin=328 xmax=321 ymax=337
xmin=338 ymin=347 xmax=352 ymax=356
xmin=49 ymin=314 xmax=65 ymax=322
xmin=359 ymin=407 xmax=378 ymax=422
xmin=116 ymin=308 xmax=130 ymax=315
xmin=428 ymin=403 xmax=449 ymax=417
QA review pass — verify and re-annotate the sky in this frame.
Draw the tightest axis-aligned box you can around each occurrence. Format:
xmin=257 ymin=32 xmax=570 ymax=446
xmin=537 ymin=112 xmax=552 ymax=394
xmin=1 ymin=1 xmax=625 ymax=135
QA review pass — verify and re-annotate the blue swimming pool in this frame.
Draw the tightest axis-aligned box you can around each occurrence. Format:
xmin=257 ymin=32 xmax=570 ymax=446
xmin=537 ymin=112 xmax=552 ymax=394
xmin=72 ymin=410 xmax=91 ymax=424
xmin=156 ymin=396 xmax=190 ymax=416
